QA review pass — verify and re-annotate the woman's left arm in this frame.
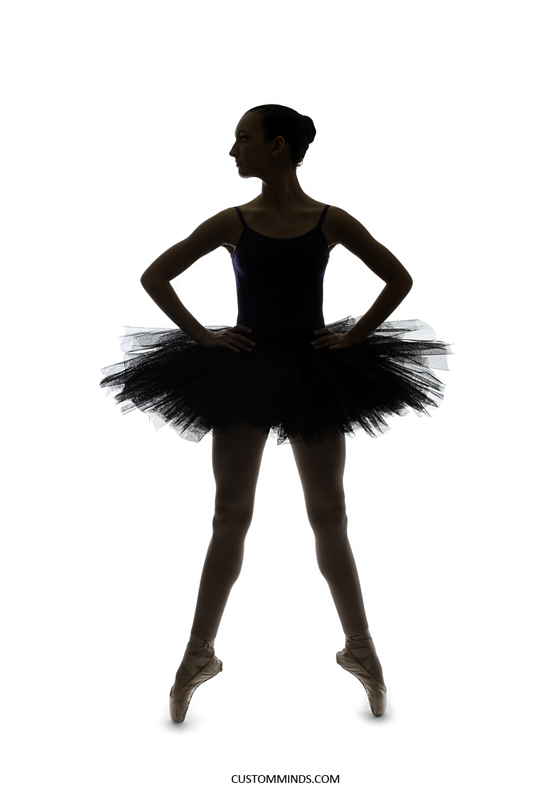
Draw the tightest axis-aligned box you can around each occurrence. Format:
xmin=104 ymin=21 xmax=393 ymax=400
xmin=315 ymin=207 xmax=414 ymax=348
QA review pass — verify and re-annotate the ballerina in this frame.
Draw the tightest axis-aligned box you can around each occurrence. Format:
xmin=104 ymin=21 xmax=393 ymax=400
xmin=100 ymin=103 xmax=452 ymax=721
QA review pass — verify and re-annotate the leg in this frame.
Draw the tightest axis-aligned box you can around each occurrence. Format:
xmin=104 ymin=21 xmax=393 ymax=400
xmin=191 ymin=423 xmax=268 ymax=640
xmin=172 ymin=423 xmax=268 ymax=692
xmin=290 ymin=433 xmax=370 ymax=637
xmin=290 ymin=434 xmax=384 ymax=688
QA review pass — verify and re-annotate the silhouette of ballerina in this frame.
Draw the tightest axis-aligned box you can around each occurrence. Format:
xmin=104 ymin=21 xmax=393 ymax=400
xmin=99 ymin=104 xmax=453 ymax=721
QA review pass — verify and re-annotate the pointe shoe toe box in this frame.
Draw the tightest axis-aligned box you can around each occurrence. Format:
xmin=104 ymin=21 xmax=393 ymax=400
xmin=169 ymin=655 xmax=223 ymax=723
xmin=336 ymin=648 xmax=387 ymax=717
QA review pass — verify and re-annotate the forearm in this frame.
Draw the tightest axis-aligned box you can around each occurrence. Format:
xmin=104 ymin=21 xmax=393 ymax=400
xmin=140 ymin=276 xmax=208 ymax=343
xmin=345 ymin=279 xmax=413 ymax=344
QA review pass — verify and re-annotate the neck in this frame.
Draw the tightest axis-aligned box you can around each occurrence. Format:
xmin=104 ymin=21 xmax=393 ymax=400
xmin=258 ymin=171 xmax=309 ymax=211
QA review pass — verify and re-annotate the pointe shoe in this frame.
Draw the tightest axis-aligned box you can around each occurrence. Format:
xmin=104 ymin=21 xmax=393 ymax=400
xmin=169 ymin=635 xmax=223 ymax=723
xmin=336 ymin=628 xmax=387 ymax=717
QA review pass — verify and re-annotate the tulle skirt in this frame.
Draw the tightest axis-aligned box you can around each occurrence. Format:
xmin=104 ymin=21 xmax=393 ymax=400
xmin=99 ymin=315 xmax=453 ymax=447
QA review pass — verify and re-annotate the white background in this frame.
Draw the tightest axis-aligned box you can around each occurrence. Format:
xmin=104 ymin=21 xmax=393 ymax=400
xmin=2 ymin=0 xmax=531 ymax=797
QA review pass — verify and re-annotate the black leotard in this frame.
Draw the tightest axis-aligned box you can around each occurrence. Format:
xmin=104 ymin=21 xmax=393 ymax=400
xmin=231 ymin=205 xmax=331 ymax=338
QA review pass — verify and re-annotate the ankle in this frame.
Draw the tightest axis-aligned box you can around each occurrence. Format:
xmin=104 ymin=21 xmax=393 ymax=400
xmin=345 ymin=627 xmax=371 ymax=641
xmin=186 ymin=633 xmax=215 ymax=653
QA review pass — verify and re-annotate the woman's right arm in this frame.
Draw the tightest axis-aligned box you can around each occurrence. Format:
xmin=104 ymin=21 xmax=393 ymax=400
xmin=140 ymin=209 xmax=233 ymax=344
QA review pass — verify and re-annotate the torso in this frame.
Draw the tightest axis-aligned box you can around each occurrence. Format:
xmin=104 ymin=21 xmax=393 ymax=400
xmin=221 ymin=198 xmax=338 ymax=255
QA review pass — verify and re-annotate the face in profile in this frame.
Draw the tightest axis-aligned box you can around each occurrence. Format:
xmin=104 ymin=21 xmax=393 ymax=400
xmin=229 ymin=113 xmax=286 ymax=179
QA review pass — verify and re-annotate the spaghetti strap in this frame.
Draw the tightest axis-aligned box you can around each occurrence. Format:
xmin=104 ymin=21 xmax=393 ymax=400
xmin=317 ymin=204 xmax=331 ymax=228
xmin=234 ymin=207 xmax=248 ymax=227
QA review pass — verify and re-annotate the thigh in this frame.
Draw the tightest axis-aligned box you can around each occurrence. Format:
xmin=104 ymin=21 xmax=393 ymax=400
xmin=290 ymin=434 xmax=347 ymax=524
xmin=212 ymin=424 xmax=268 ymax=511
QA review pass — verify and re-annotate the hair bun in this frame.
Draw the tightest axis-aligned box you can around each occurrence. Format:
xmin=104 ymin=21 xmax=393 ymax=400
xmin=301 ymin=115 xmax=316 ymax=144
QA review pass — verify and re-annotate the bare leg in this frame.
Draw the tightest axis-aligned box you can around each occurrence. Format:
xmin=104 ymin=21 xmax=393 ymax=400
xmin=172 ymin=424 xmax=268 ymax=692
xmin=289 ymin=433 xmax=384 ymax=685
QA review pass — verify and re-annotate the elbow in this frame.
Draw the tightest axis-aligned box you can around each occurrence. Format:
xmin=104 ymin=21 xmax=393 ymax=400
xmin=390 ymin=275 xmax=413 ymax=295
xmin=140 ymin=270 xmax=158 ymax=287
xmin=402 ymin=274 xmax=414 ymax=293
xmin=141 ymin=270 xmax=169 ymax=286
xmin=402 ymin=280 xmax=413 ymax=301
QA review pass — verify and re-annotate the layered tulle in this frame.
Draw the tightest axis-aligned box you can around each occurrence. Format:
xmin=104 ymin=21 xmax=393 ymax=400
xmin=99 ymin=315 xmax=453 ymax=447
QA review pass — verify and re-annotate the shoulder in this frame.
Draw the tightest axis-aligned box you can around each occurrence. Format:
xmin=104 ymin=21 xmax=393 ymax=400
xmin=324 ymin=206 xmax=375 ymax=256
xmin=219 ymin=207 xmax=243 ymax=253
xmin=325 ymin=206 xmax=368 ymax=238
xmin=207 ymin=206 xmax=240 ymax=227
xmin=208 ymin=207 xmax=243 ymax=255
xmin=191 ymin=207 xmax=241 ymax=252
xmin=171 ymin=207 xmax=241 ymax=263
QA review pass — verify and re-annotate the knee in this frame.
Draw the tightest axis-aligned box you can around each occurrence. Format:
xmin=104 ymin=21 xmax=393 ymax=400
xmin=212 ymin=499 xmax=254 ymax=538
xmin=307 ymin=499 xmax=348 ymax=535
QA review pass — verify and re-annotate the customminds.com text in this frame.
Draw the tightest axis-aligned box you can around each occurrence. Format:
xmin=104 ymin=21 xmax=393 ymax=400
xmin=230 ymin=775 xmax=340 ymax=784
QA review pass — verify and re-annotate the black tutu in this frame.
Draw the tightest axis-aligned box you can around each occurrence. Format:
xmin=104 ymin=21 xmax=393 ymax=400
xmin=99 ymin=315 xmax=453 ymax=447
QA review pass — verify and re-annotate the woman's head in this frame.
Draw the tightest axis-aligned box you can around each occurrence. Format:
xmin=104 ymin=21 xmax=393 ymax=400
xmin=229 ymin=104 xmax=316 ymax=174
